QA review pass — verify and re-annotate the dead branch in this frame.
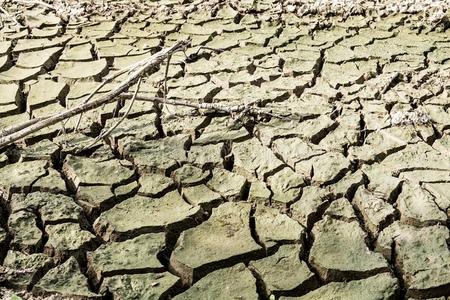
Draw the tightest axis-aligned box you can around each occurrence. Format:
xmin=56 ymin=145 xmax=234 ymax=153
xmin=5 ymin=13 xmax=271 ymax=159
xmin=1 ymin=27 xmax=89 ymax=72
xmin=0 ymin=5 xmax=21 ymax=26
xmin=0 ymin=39 xmax=191 ymax=150
xmin=119 ymin=93 xmax=290 ymax=120
xmin=82 ymin=77 xmax=142 ymax=150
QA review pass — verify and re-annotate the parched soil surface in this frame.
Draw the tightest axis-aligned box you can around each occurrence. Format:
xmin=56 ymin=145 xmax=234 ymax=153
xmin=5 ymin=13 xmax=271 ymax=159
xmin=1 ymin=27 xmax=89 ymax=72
xmin=0 ymin=0 xmax=449 ymax=299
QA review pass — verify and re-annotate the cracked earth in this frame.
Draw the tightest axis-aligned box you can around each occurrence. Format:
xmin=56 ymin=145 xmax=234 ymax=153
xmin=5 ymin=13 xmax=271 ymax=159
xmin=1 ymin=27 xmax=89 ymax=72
xmin=0 ymin=0 xmax=449 ymax=299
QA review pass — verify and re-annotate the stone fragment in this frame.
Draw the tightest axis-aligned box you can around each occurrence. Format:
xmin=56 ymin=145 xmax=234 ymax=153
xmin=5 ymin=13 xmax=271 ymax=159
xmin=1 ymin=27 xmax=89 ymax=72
xmin=94 ymin=191 xmax=202 ymax=241
xmin=33 ymin=257 xmax=99 ymax=299
xmin=206 ymin=168 xmax=248 ymax=201
xmin=282 ymin=273 xmax=398 ymax=300
xmin=309 ymin=216 xmax=389 ymax=282
xmin=170 ymin=202 xmax=262 ymax=285
xmin=100 ymin=272 xmax=180 ymax=300
xmin=250 ymin=245 xmax=316 ymax=297
xmin=173 ymin=263 xmax=258 ymax=300
xmin=87 ymin=233 xmax=165 ymax=284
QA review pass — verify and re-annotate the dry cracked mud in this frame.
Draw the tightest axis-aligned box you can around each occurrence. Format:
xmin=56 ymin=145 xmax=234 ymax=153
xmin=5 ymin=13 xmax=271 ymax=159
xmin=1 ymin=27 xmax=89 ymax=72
xmin=0 ymin=0 xmax=449 ymax=299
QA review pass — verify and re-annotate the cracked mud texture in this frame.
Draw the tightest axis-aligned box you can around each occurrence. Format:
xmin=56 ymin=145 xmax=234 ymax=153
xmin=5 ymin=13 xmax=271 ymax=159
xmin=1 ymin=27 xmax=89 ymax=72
xmin=0 ymin=0 xmax=450 ymax=299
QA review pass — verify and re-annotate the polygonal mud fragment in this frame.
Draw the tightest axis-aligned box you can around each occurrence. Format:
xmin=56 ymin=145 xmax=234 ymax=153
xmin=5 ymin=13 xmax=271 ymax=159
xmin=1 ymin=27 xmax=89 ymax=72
xmin=94 ymin=191 xmax=202 ymax=241
xmin=16 ymin=47 xmax=63 ymax=69
xmin=309 ymin=216 xmax=389 ymax=282
xmin=181 ymin=184 xmax=223 ymax=211
xmin=87 ymin=233 xmax=165 ymax=285
xmin=13 ymin=36 xmax=71 ymax=53
xmin=138 ymin=173 xmax=174 ymax=197
xmin=17 ymin=139 xmax=59 ymax=162
xmin=281 ymin=273 xmax=399 ymax=300
xmin=376 ymin=222 xmax=450 ymax=298
xmin=11 ymin=192 xmax=84 ymax=225
xmin=248 ymin=181 xmax=271 ymax=204
xmin=193 ymin=117 xmax=249 ymax=146
xmin=63 ymin=155 xmax=135 ymax=189
xmin=323 ymin=198 xmax=357 ymax=222
xmin=8 ymin=210 xmax=42 ymax=253
xmin=76 ymin=185 xmax=115 ymax=213
xmin=100 ymin=272 xmax=181 ymax=300
xmin=168 ymin=82 xmax=221 ymax=102
xmin=0 ymin=160 xmax=48 ymax=199
xmin=0 ymin=66 xmax=43 ymax=83
xmin=120 ymin=135 xmax=189 ymax=175
xmin=172 ymin=164 xmax=210 ymax=187
xmin=254 ymin=205 xmax=305 ymax=250
xmin=2 ymin=250 xmax=53 ymax=289
xmin=267 ymin=167 xmax=305 ymax=207
xmin=53 ymin=59 xmax=108 ymax=81
xmin=290 ymin=186 xmax=330 ymax=229
xmin=362 ymin=164 xmax=403 ymax=202
xmin=173 ymin=263 xmax=258 ymax=300
xmin=272 ymin=137 xmax=325 ymax=168
xmin=206 ymin=168 xmax=248 ymax=201
xmin=170 ymin=202 xmax=262 ymax=285
xmin=422 ymin=182 xmax=450 ymax=217
xmin=0 ymin=83 xmax=22 ymax=110
xmin=326 ymin=170 xmax=365 ymax=199
xmin=353 ymin=187 xmax=396 ymax=237
xmin=33 ymin=257 xmax=99 ymax=299
xmin=104 ymin=114 xmax=160 ymax=146
xmin=60 ymin=43 xmax=93 ymax=61
xmin=295 ymin=151 xmax=350 ymax=186
xmin=233 ymin=138 xmax=284 ymax=180
xmin=44 ymin=223 xmax=96 ymax=258
xmin=250 ymin=244 xmax=316 ymax=297
xmin=381 ymin=142 xmax=450 ymax=174
xmin=397 ymin=182 xmax=446 ymax=227
xmin=188 ymin=143 xmax=224 ymax=169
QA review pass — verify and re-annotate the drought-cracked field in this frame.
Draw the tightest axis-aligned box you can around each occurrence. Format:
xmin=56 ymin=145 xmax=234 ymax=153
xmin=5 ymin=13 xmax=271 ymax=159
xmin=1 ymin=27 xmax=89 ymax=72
xmin=0 ymin=0 xmax=449 ymax=299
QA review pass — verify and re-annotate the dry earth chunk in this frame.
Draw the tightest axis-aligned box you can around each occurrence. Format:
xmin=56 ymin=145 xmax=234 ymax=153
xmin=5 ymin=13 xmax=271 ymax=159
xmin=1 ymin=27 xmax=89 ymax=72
xmin=87 ymin=233 xmax=165 ymax=284
xmin=250 ymin=244 xmax=316 ymax=297
xmin=206 ymin=168 xmax=248 ymax=201
xmin=309 ymin=216 xmax=389 ymax=282
xmin=281 ymin=273 xmax=398 ymax=300
xmin=170 ymin=202 xmax=262 ymax=285
xmin=94 ymin=192 xmax=202 ymax=241
xmin=100 ymin=272 xmax=180 ymax=300
xmin=376 ymin=222 xmax=450 ymax=298
xmin=33 ymin=257 xmax=99 ymax=299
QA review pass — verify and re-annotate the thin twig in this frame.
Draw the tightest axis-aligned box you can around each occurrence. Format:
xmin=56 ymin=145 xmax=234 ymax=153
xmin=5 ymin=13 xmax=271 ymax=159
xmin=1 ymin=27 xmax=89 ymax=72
xmin=119 ymin=93 xmax=291 ymax=120
xmin=0 ymin=5 xmax=21 ymax=26
xmin=82 ymin=77 xmax=142 ymax=150
xmin=163 ymin=53 xmax=172 ymax=114
xmin=0 ymin=39 xmax=191 ymax=149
